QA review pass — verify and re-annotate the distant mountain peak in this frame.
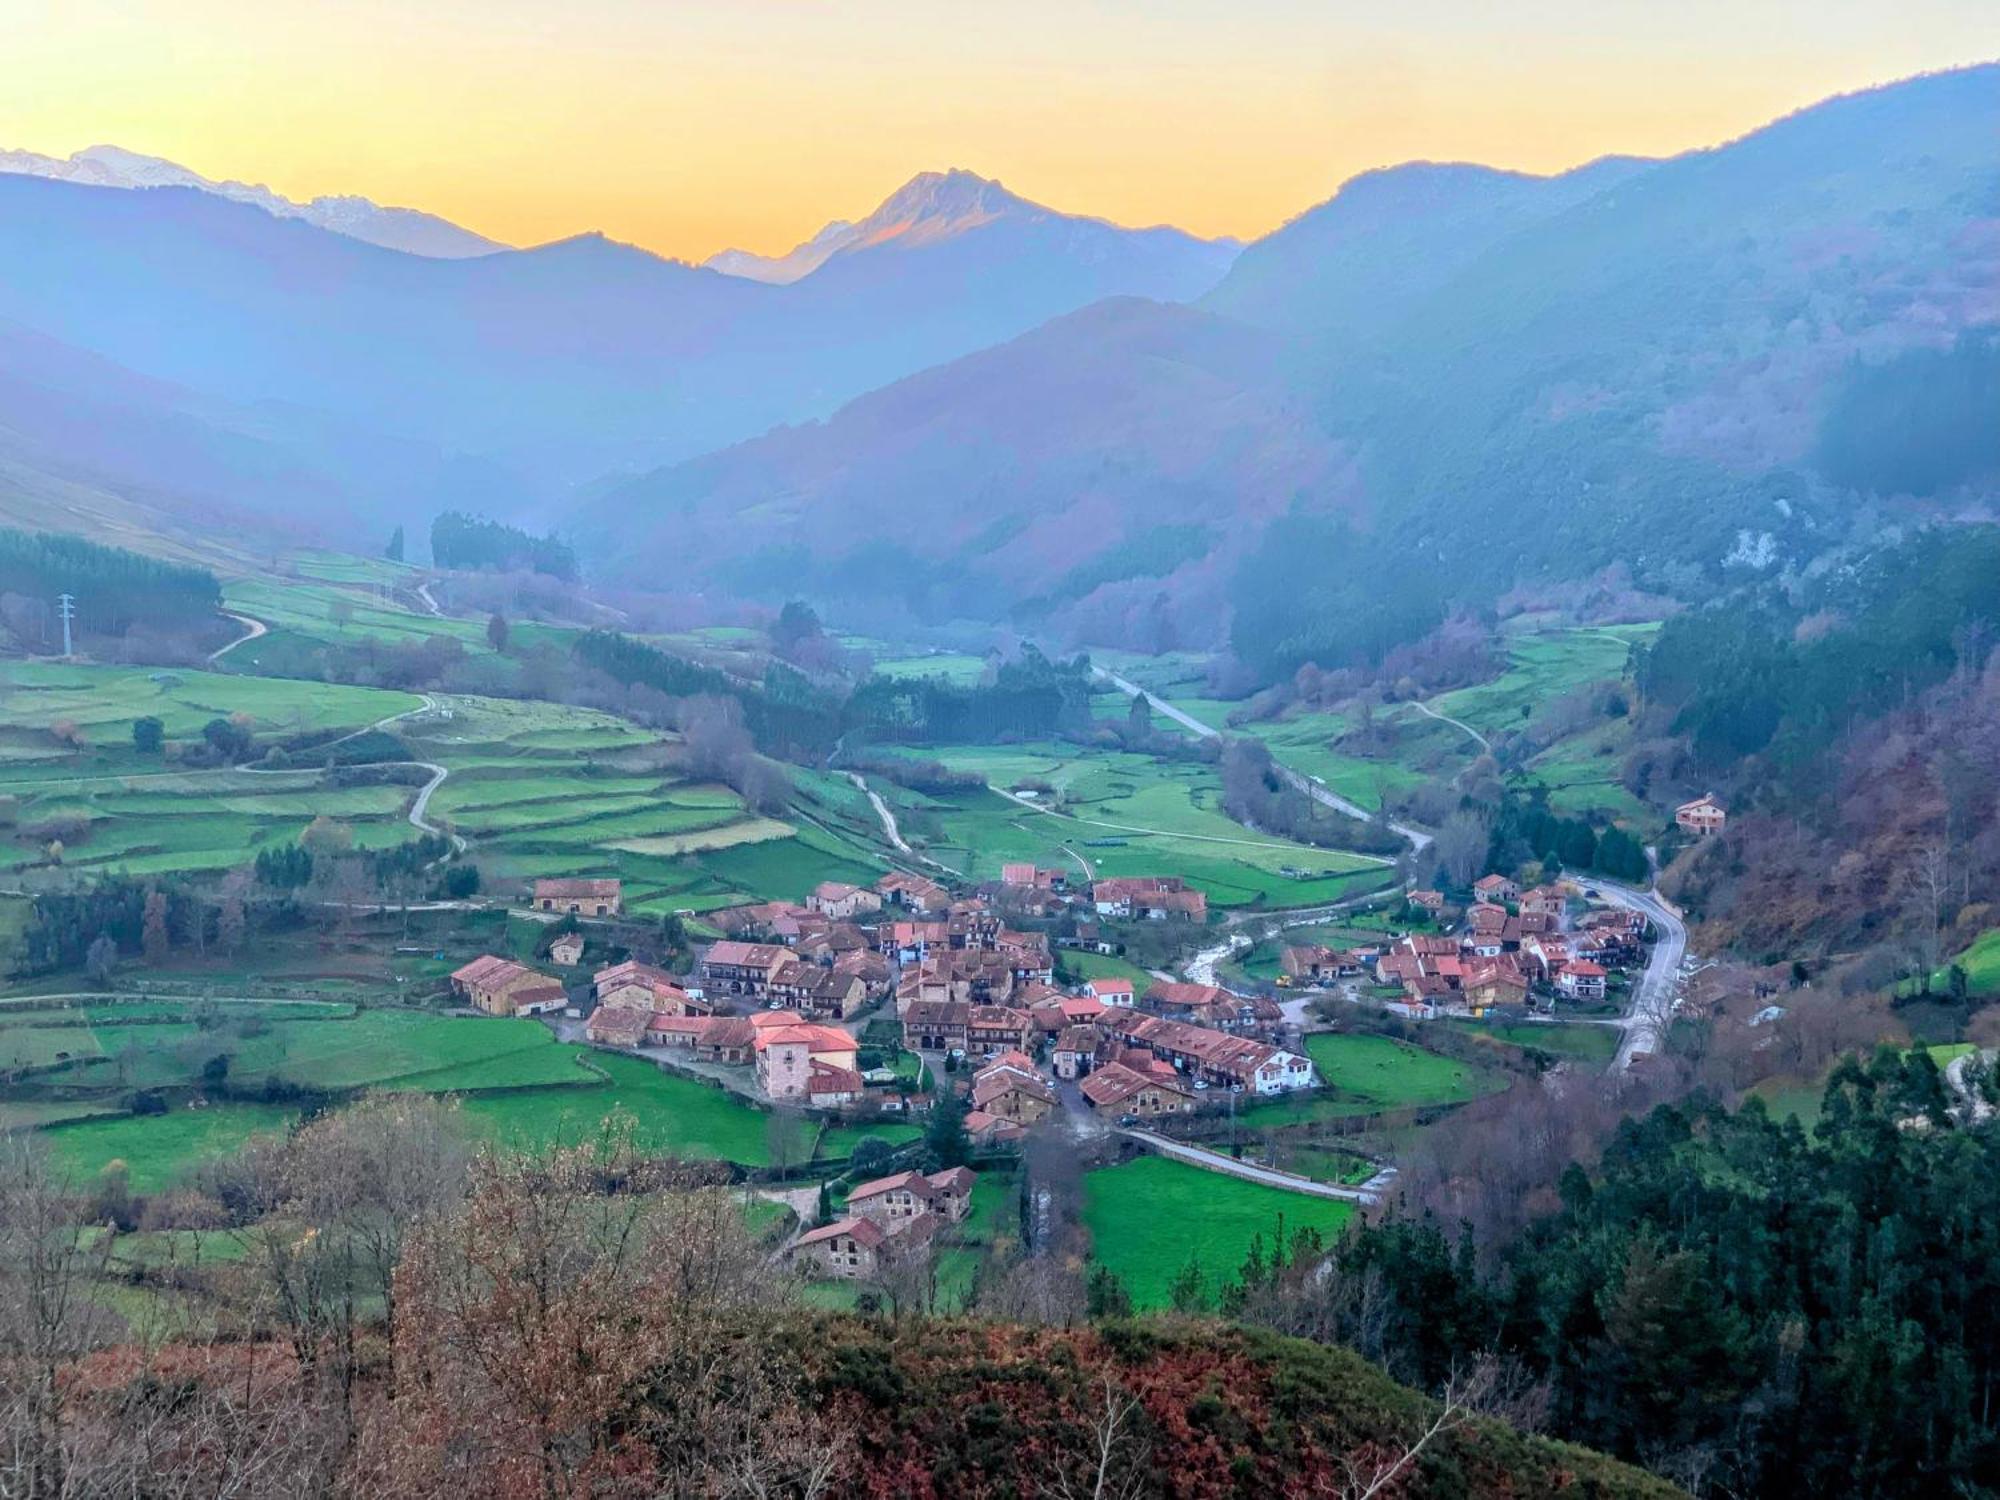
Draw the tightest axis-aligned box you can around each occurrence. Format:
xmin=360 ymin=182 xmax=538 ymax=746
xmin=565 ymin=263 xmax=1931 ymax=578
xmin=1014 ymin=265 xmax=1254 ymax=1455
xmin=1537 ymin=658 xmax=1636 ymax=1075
xmin=704 ymin=167 xmax=1037 ymax=284
xmin=0 ymin=143 xmax=505 ymax=259
xmin=700 ymin=167 xmax=1235 ymax=285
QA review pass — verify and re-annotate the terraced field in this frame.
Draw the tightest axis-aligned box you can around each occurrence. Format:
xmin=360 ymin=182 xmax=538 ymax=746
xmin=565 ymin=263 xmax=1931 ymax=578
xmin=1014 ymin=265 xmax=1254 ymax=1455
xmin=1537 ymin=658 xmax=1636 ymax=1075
xmin=401 ymin=696 xmax=885 ymax=913
xmin=0 ymin=664 xmax=884 ymax=910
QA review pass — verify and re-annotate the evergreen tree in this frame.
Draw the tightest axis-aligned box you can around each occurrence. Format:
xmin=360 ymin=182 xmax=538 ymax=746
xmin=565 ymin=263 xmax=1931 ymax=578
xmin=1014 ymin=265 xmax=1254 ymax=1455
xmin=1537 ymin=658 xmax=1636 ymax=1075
xmin=924 ymin=1086 xmax=972 ymax=1169
xmin=1168 ymin=1252 xmax=1208 ymax=1314
xmin=385 ymin=525 xmax=405 ymax=562
xmin=1085 ymin=1265 xmax=1133 ymax=1320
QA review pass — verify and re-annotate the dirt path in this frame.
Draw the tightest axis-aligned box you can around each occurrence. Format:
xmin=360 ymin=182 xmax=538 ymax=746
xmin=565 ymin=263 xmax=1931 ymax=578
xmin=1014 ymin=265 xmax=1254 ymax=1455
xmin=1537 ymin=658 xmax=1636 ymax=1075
xmin=207 ymin=610 xmax=268 ymax=662
xmin=844 ymin=771 xmax=911 ymax=854
xmin=1092 ymin=667 xmax=1430 ymax=854
xmin=1406 ymin=698 xmax=1491 ymax=752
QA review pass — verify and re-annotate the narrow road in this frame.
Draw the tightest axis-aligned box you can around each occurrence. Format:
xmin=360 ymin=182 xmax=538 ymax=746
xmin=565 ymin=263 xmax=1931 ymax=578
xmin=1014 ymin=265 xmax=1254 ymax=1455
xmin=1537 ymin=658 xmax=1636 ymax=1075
xmin=207 ymin=610 xmax=268 ymax=662
xmin=1120 ymin=1128 xmax=1387 ymax=1204
xmin=415 ymin=580 xmax=445 ymax=618
xmin=408 ymin=760 xmax=465 ymax=853
xmin=1406 ymin=698 xmax=1490 ymax=752
xmin=1592 ymin=877 xmax=1687 ymax=1073
xmin=844 ymin=771 xmax=911 ymax=854
xmin=1093 ymin=668 xmax=1430 ymax=854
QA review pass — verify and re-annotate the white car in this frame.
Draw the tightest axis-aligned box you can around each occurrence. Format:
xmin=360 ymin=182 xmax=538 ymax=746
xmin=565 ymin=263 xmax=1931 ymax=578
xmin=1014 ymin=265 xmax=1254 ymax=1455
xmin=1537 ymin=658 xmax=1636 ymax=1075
xmin=1193 ymin=1079 xmax=1210 ymax=1091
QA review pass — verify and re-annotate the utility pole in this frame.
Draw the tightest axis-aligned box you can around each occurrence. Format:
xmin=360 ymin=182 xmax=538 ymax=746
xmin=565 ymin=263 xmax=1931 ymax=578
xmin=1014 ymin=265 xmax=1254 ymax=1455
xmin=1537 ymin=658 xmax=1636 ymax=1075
xmin=56 ymin=593 xmax=75 ymax=658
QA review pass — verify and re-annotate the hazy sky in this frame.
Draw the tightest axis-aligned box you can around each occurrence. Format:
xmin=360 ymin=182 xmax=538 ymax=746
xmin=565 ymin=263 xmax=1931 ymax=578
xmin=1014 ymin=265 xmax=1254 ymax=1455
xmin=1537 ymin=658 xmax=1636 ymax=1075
xmin=7 ymin=1 xmax=1993 ymax=260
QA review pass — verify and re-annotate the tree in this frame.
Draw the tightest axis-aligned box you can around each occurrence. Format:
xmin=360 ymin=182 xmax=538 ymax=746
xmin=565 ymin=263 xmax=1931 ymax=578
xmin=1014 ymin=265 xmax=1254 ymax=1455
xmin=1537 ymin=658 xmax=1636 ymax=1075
xmin=770 ymin=600 xmax=822 ymax=652
xmin=1434 ymin=808 xmax=1494 ymax=888
xmin=84 ymin=933 xmax=117 ymax=985
xmin=1086 ymin=1264 xmax=1133 ymax=1319
xmin=485 ymin=612 xmax=509 ymax=652
xmin=925 ymin=1085 xmax=972 ymax=1169
xmin=141 ymin=887 xmax=170 ymax=966
xmin=0 ymin=1138 xmax=118 ymax=1495
xmin=131 ymin=716 xmax=164 ymax=754
xmin=384 ymin=525 xmax=405 ymax=562
xmin=1168 ymin=1251 xmax=1208 ymax=1313
xmin=1044 ymin=1372 xmax=1149 ymax=1500
xmin=382 ymin=1135 xmax=843 ymax=1496
xmin=201 ymin=716 xmax=254 ymax=762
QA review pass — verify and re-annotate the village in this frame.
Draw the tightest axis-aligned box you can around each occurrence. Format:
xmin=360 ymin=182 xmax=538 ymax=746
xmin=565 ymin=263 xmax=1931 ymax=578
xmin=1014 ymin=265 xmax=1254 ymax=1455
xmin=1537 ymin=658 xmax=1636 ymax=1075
xmin=449 ymin=855 xmax=1660 ymax=1289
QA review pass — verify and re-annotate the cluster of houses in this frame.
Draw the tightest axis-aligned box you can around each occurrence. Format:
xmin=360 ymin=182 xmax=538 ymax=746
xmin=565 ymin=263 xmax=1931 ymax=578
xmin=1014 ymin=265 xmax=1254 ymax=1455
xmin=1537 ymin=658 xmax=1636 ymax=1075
xmin=996 ymin=865 xmax=1209 ymax=922
xmin=1277 ymin=875 xmax=1649 ymax=1019
xmin=789 ymin=1165 xmax=977 ymax=1279
xmin=460 ymin=863 xmax=1316 ymax=1123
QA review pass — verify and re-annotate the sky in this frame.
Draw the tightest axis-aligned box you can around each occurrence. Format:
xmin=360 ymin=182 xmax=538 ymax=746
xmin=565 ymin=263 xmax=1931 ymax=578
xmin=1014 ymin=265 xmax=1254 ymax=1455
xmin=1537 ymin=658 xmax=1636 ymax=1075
xmin=6 ymin=0 xmax=1994 ymax=261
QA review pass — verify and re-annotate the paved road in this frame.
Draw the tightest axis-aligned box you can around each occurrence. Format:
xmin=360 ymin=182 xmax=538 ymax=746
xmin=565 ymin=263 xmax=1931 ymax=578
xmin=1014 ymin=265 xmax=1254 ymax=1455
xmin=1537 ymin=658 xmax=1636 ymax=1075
xmin=1591 ymin=877 xmax=1687 ymax=1072
xmin=415 ymin=580 xmax=445 ymax=618
xmin=1120 ymin=1128 xmax=1388 ymax=1204
xmin=207 ymin=610 xmax=268 ymax=662
xmin=1093 ymin=668 xmax=1430 ymax=854
xmin=1406 ymin=698 xmax=1490 ymax=752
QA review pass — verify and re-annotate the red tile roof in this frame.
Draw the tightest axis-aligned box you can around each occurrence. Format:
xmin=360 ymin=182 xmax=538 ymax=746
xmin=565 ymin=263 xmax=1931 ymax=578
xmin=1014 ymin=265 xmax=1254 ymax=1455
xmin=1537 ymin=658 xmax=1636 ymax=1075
xmin=794 ymin=1216 xmax=887 ymax=1252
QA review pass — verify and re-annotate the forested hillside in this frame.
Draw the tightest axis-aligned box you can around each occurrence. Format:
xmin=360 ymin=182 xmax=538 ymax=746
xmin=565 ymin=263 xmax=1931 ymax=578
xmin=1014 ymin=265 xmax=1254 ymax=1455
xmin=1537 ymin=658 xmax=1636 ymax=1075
xmin=0 ymin=527 xmax=220 ymax=645
xmin=1303 ymin=1056 xmax=2000 ymax=1498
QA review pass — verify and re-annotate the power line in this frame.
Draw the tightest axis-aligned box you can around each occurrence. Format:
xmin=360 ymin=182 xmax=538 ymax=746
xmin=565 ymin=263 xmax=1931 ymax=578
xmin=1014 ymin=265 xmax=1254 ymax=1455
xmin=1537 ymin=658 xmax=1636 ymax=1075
xmin=56 ymin=592 xmax=75 ymax=658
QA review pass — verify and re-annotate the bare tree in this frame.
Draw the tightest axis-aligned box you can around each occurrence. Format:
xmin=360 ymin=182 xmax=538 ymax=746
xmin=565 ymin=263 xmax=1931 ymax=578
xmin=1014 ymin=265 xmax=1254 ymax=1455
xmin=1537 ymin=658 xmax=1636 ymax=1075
xmin=1433 ymin=810 xmax=1494 ymax=888
xmin=0 ymin=1136 xmax=117 ymax=1496
xmin=1044 ymin=1372 xmax=1149 ymax=1500
xmin=1320 ymin=1358 xmax=1498 ymax=1500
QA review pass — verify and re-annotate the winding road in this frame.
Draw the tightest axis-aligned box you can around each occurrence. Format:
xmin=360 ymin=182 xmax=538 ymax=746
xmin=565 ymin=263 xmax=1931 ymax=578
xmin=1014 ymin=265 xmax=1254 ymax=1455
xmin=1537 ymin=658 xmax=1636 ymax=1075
xmin=1589 ymin=877 xmax=1687 ymax=1072
xmin=207 ymin=609 xmax=268 ymax=662
xmin=1405 ymin=698 xmax=1491 ymax=752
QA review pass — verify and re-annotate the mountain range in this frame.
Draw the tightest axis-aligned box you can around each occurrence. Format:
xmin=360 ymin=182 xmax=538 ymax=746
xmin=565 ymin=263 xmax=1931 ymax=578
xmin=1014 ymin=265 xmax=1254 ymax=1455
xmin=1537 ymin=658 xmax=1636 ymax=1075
xmin=1 ymin=65 xmax=1994 ymax=670
xmin=0 ymin=163 xmax=1238 ymax=536
xmin=0 ymin=144 xmax=507 ymax=259
xmin=581 ymin=63 xmax=2000 ymax=662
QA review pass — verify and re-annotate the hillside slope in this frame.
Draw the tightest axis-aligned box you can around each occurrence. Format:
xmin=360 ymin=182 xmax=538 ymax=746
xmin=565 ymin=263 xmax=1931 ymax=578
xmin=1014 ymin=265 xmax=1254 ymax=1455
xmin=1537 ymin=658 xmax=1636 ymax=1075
xmin=0 ymin=167 xmax=1235 ymax=535
xmin=583 ymin=64 xmax=2000 ymax=663
xmin=579 ymin=297 xmax=1351 ymax=641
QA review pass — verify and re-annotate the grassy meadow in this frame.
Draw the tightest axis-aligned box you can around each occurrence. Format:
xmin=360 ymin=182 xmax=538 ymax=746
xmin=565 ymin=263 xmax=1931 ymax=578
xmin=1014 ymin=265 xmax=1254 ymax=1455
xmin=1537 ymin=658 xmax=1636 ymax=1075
xmin=869 ymin=740 xmax=1396 ymax=908
xmin=1083 ymin=1155 xmax=1355 ymax=1309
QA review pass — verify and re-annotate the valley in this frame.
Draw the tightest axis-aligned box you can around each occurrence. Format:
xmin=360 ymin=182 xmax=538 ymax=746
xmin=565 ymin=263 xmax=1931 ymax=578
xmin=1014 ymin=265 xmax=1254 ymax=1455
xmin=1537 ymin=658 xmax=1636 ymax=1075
xmin=0 ymin=46 xmax=1994 ymax=1499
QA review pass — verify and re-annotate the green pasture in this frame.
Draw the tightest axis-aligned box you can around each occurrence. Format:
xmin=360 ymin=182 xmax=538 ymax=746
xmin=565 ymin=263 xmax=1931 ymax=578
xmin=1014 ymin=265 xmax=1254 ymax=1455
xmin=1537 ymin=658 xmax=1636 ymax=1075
xmin=882 ymin=741 xmax=1393 ymax=908
xmin=1425 ymin=622 xmax=1657 ymax=740
xmin=44 ymin=1103 xmax=302 ymax=1194
xmin=1083 ymin=1155 xmax=1355 ymax=1310
xmin=1441 ymin=1018 xmax=1620 ymax=1064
